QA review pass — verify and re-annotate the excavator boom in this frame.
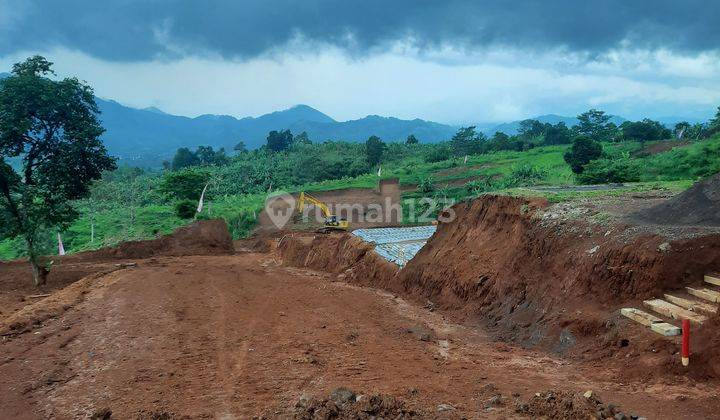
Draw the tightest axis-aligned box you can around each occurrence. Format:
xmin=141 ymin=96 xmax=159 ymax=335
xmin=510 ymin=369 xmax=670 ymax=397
xmin=297 ymin=192 xmax=331 ymax=218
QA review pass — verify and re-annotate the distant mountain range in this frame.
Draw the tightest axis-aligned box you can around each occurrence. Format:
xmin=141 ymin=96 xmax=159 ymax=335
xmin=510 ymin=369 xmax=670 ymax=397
xmin=0 ymin=71 xmax=708 ymax=167
xmin=95 ymin=99 xmax=459 ymax=166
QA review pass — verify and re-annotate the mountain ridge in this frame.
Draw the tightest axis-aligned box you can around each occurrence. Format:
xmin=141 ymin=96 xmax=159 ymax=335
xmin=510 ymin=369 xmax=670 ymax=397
xmin=95 ymin=99 xmax=458 ymax=165
xmin=0 ymin=71 xmax=708 ymax=167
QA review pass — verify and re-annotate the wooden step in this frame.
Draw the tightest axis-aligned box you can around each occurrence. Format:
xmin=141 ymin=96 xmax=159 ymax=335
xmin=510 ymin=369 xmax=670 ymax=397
xmin=686 ymin=287 xmax=720 ymax=303
xmin=620 ymin=307 xmax=663 ymax=326
xmin=650 ymin=322 xmax=682 ymax=336
xmin=664 ymin=294 xmax=718 ymax=314
xmin=704 ymin=274 xmax=720 ymax=287
xmin=643 ymin=299 xmax=707 ymax=324
xmin=620 ymin=308 xmax=681 ymax=336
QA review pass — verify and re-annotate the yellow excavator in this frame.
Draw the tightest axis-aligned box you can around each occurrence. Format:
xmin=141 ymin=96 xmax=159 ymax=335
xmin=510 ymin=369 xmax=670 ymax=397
xmin=296 ymin=192 xmax=349 ymax=232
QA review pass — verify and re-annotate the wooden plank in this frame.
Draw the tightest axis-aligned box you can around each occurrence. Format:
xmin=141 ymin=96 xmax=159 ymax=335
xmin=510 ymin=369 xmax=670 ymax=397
xmin=651 ymin=322 xmax=682 ymax=337
xmin=643 ymin=299 xmax=707 ymax=324
xmin=687 ymin=287 xmax=720 ymax=303
xmin=704 ymin=274 xmax=720 ymax=287
xmin=664 ymin=294 xmax=718 ymax=314
xmin=620 ymin=308 xmax=662 ymax=326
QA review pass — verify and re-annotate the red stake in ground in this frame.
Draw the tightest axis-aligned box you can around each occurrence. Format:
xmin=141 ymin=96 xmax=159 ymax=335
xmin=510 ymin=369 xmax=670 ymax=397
xmin=682 ymin=319 xmax=690 ymax=367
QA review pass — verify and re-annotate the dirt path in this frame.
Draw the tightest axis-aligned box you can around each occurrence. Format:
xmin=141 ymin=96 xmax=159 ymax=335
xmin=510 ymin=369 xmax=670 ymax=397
xmin=1 ymin=253 xmax=718 ymax=418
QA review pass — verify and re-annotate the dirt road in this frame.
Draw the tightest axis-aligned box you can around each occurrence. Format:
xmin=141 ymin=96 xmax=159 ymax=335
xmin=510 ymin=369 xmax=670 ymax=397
xmin=1 ymin=252 xmax=718 ymax=418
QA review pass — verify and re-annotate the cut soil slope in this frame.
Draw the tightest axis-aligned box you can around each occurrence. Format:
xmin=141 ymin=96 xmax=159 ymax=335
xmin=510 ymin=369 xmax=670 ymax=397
xmin=278 ymin=195 xmax=720 ymax=378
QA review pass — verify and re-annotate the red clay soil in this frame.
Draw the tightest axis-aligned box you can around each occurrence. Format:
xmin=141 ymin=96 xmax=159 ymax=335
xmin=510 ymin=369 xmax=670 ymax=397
xmin=278 ymin=195 xmax=720 ymax=381
xmin=632 ymin=140 xmax=690 ymax=157
xmin=2 ymin=254 xmax=718 ymax=419
xmin=3 ymin=198 xmax=720 ymax=418
xmin=0 ymin=220 xmax=234 ymax=318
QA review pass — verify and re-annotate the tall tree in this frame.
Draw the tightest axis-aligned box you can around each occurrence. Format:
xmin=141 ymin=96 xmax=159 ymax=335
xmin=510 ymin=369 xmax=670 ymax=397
xmin=575 ymin=109 xmax=613 ymax=141
xmin=0 ymin=56 xmax=116 ymax=285
xmin=707 ymin=106 xmax=720 ymax=136
xmin=405 ymin=134 xmax=419 ymax=145
xmin=293 ymin=131 xmax=312 ymax=145
xmin=543 ymin=122 xmax=572 ymax=145
xmin=233 ymin=140 xmax=247 ymax=153
xmin=365 ymin=135 xmax=386 ymax=166
xmin=674 ymin=122 xmax=691 ymax=139
xmin=450 ymin=126 xmax=485 ymax=156
xmin=196 ymin=145 xmax=229 ymax=166
xmin=621 ymin=119 xmax=671 ymax=142
xmin=518 ymin=119 xmax=545 ymax=140
xmin=171 ymin=147 xmax=199 ymax=170
xmin=266 ymin=129 xmax=293 ymax=152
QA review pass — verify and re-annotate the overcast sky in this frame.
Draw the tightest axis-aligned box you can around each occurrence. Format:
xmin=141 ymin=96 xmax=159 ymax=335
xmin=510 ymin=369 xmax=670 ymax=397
xmin=1 ymin=0 xmax=719 ymax=123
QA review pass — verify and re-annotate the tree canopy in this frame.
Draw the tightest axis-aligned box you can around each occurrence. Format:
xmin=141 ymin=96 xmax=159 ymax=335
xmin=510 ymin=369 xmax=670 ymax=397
xmin=0 ymin=56 xmax=116 ymax=285
xmin=575 ymin=109 xmax=616 ymax=141
xmin=450 ymin=126 xmax=485 ymax=156
xmin=365 ymin=135 xmax=386 ymax=166
xmin=620 ymin=119 xmax=671 ymax=142
xmin=267 ymin=129 xmax=294 ymax=152
xmin=563 ymin=136 xmax=603 ymax=174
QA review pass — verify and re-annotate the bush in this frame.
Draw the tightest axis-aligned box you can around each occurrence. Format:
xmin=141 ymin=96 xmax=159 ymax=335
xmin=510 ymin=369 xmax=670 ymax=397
xmin=424 ymin=144 xmax=451 ymax=163
xmin=577 ymin=158 xmax=641 ymax=184
xmin=417 ymin=177 xmax=435 ymax=194
xmin=564 ymin=136 xmax=603 ymax=174
xmin=508 ymin=164 xmax=547 ymax=186
xmin=160 ymin=169 xmax=210 ymax=201
xmin=465 ymin=178 xmax=494 ymax=195
xmin=225 ymin=212 xmax=257 ymax=239
xmin=174 ymin=199 xmax=197 ymax=219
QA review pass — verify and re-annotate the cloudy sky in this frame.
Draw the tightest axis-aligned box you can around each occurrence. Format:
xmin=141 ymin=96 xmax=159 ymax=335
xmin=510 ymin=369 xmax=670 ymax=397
xmin=1 ymin=0 xmax=719 ymax=124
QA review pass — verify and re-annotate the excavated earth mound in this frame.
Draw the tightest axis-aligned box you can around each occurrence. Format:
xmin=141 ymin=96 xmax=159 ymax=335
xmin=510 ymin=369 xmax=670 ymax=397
xmin=634 ymin=172 xmax=720 ymax=226
xmin=65 ymin=219 xmax=234 ymax=261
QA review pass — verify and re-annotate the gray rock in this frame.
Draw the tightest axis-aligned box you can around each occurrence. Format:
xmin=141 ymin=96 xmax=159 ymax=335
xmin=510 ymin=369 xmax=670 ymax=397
xmin=658 ymin=242 xmax=671 ymax=252
xmin=437 ymin=404 xmax=455 ymax=412
xmin=486 ymin=395 xmax=503 ymax=407
xmin=329 ymin=387 xmax=356 ymax=405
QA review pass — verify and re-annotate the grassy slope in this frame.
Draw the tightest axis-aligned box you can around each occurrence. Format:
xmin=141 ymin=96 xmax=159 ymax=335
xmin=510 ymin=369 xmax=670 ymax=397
xmin=1 ymin=137 xmax=717 ymax=260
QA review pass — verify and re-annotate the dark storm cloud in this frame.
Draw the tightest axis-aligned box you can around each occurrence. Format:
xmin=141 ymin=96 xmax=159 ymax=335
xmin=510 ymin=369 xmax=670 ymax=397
xmin=1 ymin=0 xmax=718 ymax=61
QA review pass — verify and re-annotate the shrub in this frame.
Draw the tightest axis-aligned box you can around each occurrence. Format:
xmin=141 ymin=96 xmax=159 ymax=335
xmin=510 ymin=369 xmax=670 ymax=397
xmin=418 ymin=177 xmax=435 ymax=194
xmin=174 ymin=199 xmax=197 ymax=219
xmin=160 ymin=169 xmax=210 ymax=201
xmin=424 ymin=145 xmax=451 ymax=163
xmin=225 ymin=212 xmax=257 ymax=239
xmin=508 ymin=164 xmax=547 ymax=186
xmin=564 ymin=136 xmax=603 ymax=174
xmin=577 ymin=158 xmax=641 ymax=184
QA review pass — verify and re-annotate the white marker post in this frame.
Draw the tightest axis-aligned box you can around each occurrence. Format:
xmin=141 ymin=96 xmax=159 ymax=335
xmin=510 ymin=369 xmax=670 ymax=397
xmin=196 ymin=183 xmax=209 ymax=219
xmin=57 ymin=233 xmax=66 ymax=256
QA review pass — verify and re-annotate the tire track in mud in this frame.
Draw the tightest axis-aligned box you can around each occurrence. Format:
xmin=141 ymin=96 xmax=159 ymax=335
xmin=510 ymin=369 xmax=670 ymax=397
xmin=210 ymin=267 xmax=268 ymax=417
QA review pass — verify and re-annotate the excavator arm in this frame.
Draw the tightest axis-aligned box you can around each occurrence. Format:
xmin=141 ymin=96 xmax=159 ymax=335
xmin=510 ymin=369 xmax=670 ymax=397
xmin=297 ymin=192 xmax=331 ymax=218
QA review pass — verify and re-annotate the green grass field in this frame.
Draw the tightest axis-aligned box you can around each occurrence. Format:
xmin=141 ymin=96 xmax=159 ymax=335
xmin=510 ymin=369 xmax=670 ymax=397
xmin=1 ymin=136 xmax=717 ymax=261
